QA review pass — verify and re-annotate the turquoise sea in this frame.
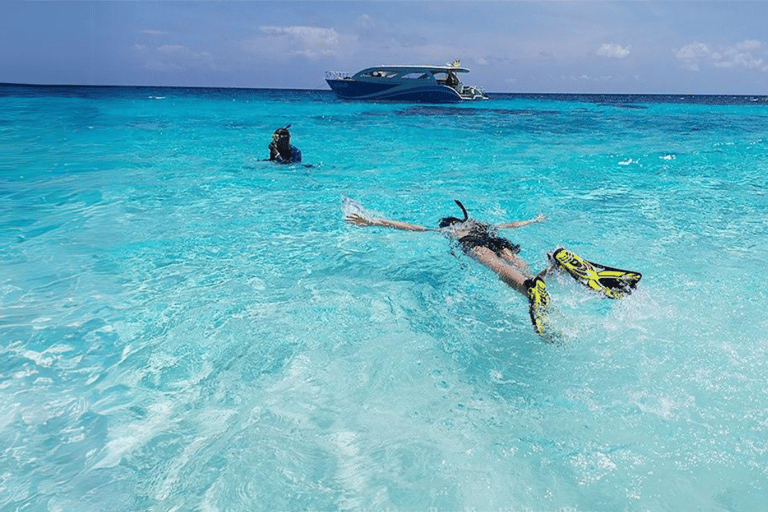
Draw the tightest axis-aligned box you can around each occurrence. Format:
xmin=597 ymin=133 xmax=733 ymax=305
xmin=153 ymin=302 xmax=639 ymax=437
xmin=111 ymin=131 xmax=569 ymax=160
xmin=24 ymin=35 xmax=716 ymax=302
xmin=2 ymin=84 xmax=768 ymax=511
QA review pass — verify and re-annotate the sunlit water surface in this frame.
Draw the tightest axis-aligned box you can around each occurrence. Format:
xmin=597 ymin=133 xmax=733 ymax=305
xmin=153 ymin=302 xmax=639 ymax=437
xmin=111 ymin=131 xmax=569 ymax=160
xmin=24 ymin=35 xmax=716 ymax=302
xmin=2 ymin=85 xmax=768 ymax=511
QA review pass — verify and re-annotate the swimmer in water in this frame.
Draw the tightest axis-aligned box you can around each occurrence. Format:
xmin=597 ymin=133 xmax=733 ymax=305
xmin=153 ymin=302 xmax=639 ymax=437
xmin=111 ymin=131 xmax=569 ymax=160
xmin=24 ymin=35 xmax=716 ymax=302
xmin=269 ymin=125 xmax=302 ymax=164
xmin=345 ymin=200 xmax=553 ymax=338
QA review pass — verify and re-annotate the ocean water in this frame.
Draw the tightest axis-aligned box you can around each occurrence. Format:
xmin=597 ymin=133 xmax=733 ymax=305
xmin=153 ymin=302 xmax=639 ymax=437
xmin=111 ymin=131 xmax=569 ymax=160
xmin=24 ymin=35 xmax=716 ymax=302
xmin=2 ymin=84 xmax=768 ymax=512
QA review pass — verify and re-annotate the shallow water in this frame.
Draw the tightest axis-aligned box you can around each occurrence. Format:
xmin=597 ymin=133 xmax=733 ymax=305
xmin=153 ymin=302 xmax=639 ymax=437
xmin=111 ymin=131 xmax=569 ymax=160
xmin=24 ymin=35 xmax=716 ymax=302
xmin=2 ymin=85 xmax=768 ymax=511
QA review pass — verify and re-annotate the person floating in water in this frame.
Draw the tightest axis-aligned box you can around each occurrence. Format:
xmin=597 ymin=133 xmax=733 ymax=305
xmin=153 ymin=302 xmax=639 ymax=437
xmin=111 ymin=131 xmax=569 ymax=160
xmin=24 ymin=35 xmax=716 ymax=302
xmin=269 ymin=125 xmax=302 ymax=164
xmin=345 ymin=199 xmax=553 ymax=339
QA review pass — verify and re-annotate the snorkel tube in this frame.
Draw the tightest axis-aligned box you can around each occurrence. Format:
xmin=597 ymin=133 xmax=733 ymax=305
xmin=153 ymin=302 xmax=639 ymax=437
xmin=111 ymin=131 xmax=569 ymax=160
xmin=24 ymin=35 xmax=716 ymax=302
xmin=439 ymin=199 xmax=469 ymax=228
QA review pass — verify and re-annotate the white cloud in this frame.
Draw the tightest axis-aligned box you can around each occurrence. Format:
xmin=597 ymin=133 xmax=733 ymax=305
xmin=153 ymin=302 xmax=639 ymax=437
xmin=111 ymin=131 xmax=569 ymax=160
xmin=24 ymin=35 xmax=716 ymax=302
xmin=247 ymin=17 xmax=485 ymax=70
xmin=737 ymin=40 xmax=763 ymax=51
xmin=674 ymin=42 xmax=710 ymax=71
xmin=712 ymin=40 xmax=766 ymax=70
xmin=356 ymin=14 xmax=376 ymax=32
xmin=597 ymin=43 xmax=631 ymax=59
xmin=257 ymin=26 xmax=340 ymax=59
xmin=675 ymin=40 xmax=768 ymax=72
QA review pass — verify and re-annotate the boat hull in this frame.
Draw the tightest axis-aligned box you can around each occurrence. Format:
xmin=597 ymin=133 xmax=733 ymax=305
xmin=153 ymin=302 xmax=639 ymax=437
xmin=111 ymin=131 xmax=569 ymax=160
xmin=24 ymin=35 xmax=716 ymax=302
xmin=326 ymin=79 xmax=464 ymax=103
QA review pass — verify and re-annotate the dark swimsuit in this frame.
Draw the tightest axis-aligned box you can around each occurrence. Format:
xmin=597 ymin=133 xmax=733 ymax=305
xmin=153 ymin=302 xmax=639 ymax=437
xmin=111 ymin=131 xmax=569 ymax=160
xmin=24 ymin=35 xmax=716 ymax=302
xmin=457 ymin=231 xmax=520 ymax=257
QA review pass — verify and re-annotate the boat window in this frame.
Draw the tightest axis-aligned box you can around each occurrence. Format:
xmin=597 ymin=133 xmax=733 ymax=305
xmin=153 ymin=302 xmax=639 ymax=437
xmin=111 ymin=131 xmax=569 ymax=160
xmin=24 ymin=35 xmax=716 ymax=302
xmin=401 ymin=72 xmax=432 ymax=80
xmin=361 ymin=70 xmax=399 ymax=79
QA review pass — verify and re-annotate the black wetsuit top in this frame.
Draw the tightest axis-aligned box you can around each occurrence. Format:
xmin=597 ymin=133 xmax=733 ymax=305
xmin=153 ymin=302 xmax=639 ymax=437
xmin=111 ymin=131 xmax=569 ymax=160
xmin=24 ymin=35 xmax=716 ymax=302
xmin=269 ymin=142 xmax=302 ymax=164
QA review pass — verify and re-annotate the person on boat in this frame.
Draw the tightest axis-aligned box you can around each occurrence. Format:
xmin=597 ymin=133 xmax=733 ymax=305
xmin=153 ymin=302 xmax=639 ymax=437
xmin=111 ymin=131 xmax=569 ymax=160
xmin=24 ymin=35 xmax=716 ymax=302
xmin=446 ymin=71 xmax=460 ymax=88
xmin=269 ymin=125 xmax=302 ymax=164
xmin=345 ymin=200 xmax=553 ymax=337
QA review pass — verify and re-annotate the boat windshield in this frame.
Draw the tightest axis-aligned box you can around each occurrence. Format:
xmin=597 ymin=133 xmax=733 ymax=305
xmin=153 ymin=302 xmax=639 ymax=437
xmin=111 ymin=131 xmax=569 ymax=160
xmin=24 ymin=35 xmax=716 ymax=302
xmin=433 ymin=71 xmax=462 ymax=88
xmin=400 ymin=72 xmax=433 ymax=80
xmin=360 ymin=69 xmax=400 ymax=79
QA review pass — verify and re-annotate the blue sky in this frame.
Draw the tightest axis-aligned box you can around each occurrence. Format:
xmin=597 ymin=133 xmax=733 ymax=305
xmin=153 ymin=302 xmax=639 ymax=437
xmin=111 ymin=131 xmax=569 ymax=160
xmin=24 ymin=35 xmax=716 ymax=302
xmin=2 ymin=1 xmax=767 ymax=94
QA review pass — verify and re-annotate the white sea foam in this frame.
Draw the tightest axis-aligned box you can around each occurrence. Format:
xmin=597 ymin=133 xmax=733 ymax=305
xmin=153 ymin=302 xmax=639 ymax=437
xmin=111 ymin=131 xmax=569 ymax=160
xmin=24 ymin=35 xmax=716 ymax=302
xmin=92 ymin=401 xmax=176 ymax=469
xmin=340 ymin=195 xmax=377 ymax=222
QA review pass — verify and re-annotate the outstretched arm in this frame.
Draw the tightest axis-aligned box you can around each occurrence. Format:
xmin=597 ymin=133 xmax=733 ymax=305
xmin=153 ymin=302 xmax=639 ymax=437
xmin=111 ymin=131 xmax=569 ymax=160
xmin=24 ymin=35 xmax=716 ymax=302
xmin=345 ymin=213 xmax=433 ymax=232
xmin=496 ymin=213 xmax=547 ymax=229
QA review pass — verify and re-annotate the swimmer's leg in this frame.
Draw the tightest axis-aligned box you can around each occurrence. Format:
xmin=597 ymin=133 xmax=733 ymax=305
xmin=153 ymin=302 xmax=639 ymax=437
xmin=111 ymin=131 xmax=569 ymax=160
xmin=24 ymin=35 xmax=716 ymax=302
xmin=499 ymin=248 xmax=556 ymax=283
xmin=468 ymin=246 xmax=530 ymax=295
xmin=498 ymin=248 xmax=533 ymax=276
xmin=469 ymin=247 xmax=555 ymax=340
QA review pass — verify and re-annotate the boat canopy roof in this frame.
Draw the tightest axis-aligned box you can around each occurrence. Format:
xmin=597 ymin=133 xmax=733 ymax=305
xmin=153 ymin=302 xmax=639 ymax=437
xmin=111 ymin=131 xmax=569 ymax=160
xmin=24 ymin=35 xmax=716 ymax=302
xmin=357 ymin=65 xmax=470 ymax=74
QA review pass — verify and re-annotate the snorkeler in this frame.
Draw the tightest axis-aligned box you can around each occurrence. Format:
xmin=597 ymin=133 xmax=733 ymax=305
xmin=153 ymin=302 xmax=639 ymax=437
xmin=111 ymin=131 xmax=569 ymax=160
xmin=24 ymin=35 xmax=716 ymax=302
xmin=345 ymin=200 xmax=553 ymax=338
xmin=269 ymin=125 xmax=302 ymax=164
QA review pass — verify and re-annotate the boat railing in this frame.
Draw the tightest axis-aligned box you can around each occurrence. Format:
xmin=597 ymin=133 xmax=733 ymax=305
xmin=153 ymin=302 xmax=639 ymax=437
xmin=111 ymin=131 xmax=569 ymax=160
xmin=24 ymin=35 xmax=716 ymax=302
xmin=325 ymin=71 xmax=351 ymax=80
xmin=458 ymin=84 xmax=489 ymax=100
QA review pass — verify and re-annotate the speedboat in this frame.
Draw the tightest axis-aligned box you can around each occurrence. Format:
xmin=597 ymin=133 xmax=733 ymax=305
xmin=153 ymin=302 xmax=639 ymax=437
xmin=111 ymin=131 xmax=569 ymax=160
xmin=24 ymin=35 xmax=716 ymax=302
xmin=325 ymin=64 xmax=488 ymax=103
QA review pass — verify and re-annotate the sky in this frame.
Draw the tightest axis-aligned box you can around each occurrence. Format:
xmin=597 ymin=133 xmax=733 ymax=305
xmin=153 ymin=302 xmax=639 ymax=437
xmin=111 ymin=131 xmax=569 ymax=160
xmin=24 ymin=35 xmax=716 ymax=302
xmin=1 ymin=1 xmax=768 ymax=94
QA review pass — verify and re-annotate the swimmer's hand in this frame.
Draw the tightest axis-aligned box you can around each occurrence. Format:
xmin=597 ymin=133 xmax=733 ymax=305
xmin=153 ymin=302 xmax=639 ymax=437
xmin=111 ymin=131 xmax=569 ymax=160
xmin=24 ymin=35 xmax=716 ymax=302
xmin=533 ymin=213 xmax=547 ymax=223
xmin=269 ymin=142 xmax=279 ymax=160
xmin=345 ymin=213 xmax=379 ymax=227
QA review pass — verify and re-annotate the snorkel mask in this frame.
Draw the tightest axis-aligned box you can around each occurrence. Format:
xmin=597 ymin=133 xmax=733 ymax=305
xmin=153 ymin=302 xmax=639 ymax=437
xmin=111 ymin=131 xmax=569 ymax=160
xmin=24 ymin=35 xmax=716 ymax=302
xmin=439 ymin=199 xmax=469 ymax=228
xmin=272 ymin=124 xmax=291 ymax=142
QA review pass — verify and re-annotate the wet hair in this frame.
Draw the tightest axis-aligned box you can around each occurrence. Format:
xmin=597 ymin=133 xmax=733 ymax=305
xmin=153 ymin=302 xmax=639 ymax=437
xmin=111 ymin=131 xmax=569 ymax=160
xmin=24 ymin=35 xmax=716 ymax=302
xmin=439 ymin=199 xmax=469 ymax=228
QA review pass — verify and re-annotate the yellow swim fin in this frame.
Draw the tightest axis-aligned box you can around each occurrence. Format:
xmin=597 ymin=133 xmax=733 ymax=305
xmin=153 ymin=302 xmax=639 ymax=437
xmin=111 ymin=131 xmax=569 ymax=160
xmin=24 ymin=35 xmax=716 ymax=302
xmin=525 ymin=276 xmax=557 ymax=341
xmin=549 ymin=248 xmax=642 ymax=299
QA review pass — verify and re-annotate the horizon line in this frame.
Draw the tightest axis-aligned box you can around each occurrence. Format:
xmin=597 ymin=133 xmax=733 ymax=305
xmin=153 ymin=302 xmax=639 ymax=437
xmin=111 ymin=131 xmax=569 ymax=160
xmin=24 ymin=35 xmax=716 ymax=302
xmin=2 ymin=82 xmax=767 ymax=99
